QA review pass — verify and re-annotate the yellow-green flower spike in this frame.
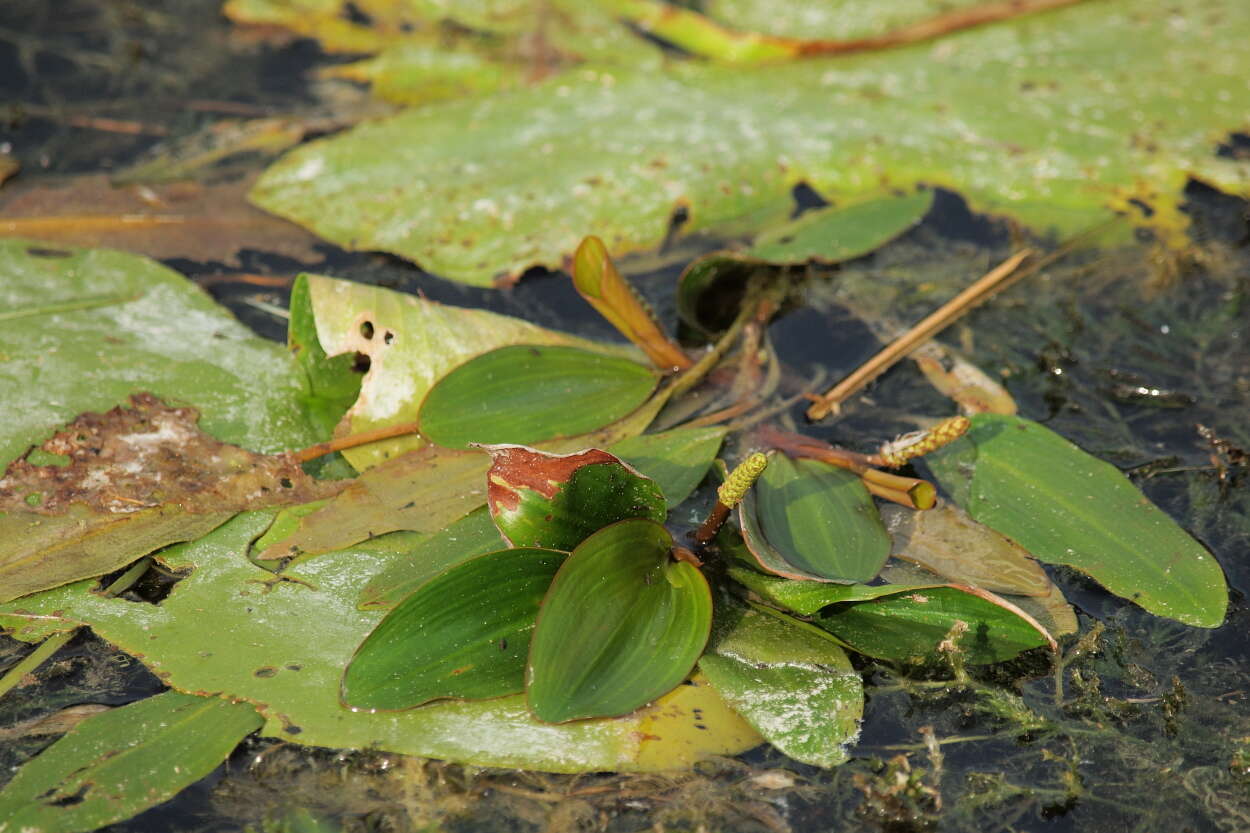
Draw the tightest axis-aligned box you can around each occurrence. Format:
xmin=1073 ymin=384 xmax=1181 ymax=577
xmin=717 ymin=452 xmax=768 ymax=508
xmin=878 ymin=416 xmax=971 ymax=468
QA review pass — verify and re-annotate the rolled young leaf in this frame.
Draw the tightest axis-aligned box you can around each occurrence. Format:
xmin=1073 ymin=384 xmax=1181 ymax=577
xmin=343 ymin=547 xmax=566 ymax=710
xmin=484 ymin=444 xmax=666 ymax=551
xmin=418 ymin=344 xmax=658 ymax=449
xmin=527 ymin=518 xmax=712 ymax=723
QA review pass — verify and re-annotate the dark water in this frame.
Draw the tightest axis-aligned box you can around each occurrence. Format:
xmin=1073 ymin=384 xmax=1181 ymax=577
xmin=2 ymin=2 xmax=1249 ymax=832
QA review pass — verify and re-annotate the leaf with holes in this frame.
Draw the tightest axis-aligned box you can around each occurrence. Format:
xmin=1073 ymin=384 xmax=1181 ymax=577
xmin=528 ymin=519 xmax=713 ymax=723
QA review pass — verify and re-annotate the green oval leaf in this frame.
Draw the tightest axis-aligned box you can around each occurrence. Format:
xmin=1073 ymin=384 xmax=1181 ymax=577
xmin=527 ymin=518 xmax=712 ymax=723
xmin=342 ymin=546 xmax=565 ymax=711
xmin=0 ymin=692 xmax=261 ymax=833
xmin=817 ymin=585 xmax=1054 ymax=665
xmin=747 ymin=190 xmax=934 ymax=264
xmin=485 ymin=445 xmax=666 ymax=551
xmin=418 ymin=345 xmax=658 ymax=450
xmin=925 ymin=414 xmax=1228 ymax=627
xmin=739 ymin=453 xmax=890 ymax=583
xmin=609 ymin=425 xmax=727 ymax=508
xmin=698 ymin=600 xmax=862 ymax=768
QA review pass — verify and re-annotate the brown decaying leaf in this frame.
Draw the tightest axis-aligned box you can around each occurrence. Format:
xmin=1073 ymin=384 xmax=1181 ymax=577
xmin=910 ymin=342 xmax=1016 ymax=415
xmin=0 ymin=174 xmax=322 ymax=267
xmin=0 ymin=394 xmax=345 ymax=601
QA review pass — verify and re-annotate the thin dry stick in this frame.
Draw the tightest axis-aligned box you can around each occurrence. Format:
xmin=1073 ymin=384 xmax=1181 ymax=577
xmin=295 ymin=421 xmax=421 ymax=464
xmin=806 ymin=249 xmax=1034 ymax=420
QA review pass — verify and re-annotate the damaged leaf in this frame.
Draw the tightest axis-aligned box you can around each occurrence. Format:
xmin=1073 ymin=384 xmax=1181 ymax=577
xmin=252 ymin=0 xmax=1250 ymax=285
xmin=0 ymin=691 xmax=262 ymax=833
xmin=0 ymin=395 xmax=342 ymax=602
xmin=485 ymin=445 xmax=666 ymax=551
xmin=0 ymin=239 xmax=318 ymax=468
xmin=698 ymin=599 xmax=862 ymax=768
xmin=0 ymin=514 xmax=761 ymax=772
xmin=293 ymin=274 xmax=636 ymax=470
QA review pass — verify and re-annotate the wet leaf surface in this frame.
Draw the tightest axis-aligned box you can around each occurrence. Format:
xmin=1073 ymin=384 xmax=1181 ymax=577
xmin=0 ymin=514 xmax=759 ymax=772
xmin=0 ymin=691 xmax=262 ymax=833
xmin=253 ymin=0 xmax=1250 ymax=285
xmin=0 ymin=239 xmax=318 ymax=469
xmin=739 ymin=454 xmax=890 ymax=583
xmin=927 ymin=414 xmax=1229 ymax=627
xmin=699 ymin=599 xmax=862 ymax=768
xmin=608 ymin=426 xmax=727 ymax=508
xmin=343 ymin=547 xmax=566 ymax=710
xmin=419 ymin=345 xmax=658 ymax=449
xmin=528 ymin=519 xmax=712 ymax=723
xmin=746 ymin=191 xmax=933 ymax=264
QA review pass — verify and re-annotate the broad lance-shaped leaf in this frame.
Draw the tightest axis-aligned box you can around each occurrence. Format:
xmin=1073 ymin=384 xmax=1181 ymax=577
xmin=485 ymin=445 xmax=665 ymax=551
xmin=0 ymin=513 xmax=760 ymax=773
xmin=925 ymin=414 xmax=1228 ymax=628
xmin=0 ymin=692 xmax=262 ymax=833
xmin=699 ymin=599 xmax=862 ymax=768
xmin=343 ymin=547 xmax=566 ymax=710
xmin=609 ymin=426 xmax=726 ymax=508
xmin=739 ymin=452 xmax=889 ymax=583
xmin=293 ymin=273 xmax=637 ymax=470
xmin=528 ymin=518 xmax=712 ymax=723
xmin=419 ymin=345 xmax=659 ymax=450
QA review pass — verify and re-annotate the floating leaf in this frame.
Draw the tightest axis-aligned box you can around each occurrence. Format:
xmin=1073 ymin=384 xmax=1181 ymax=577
xmin=357 ymin=508 xmax=503 ymax=610
xmin=0 ymin=692 xmax=262 ymax=833
xmin=252 ymin=0 xmax=1250 ymax=285
xmin=925 ymin=414 xmax=1228 ymax=627
xmin=419 ymin=345 xmax=658 ymax=449
xmin=728 ymin=564 xmax=906 ymax=616
xmin=0 ymin=239 xmax=316 ymax=468
xmin=817 ymin=585 xmax=1054 ymax=664
xmin=0 ymin=514 xmax=759 ymax=772
xmin=343 ymin=547 xmax=566 ymax=710
xmin=528 ymin=519 xmax=712 ymax=723
xmin=294 ymin=273 xmax=630 ymax=470
xmin=287 ymin=275 xmax=363 ymax=440
xmin=879 ymin=502 xmax=1050 ymax=597
xmin=747 ymin=191 xmax=933 ymax=263
xmin=0 ymin=395 xmax=342 ymax=602
xmin=698 ymin=600 xmax=862 ymax=767
xmin=609 ymin=426 xmax=727 ymax=508
xmin=485 ymin=445 xmax=666 ymax=551
xmin=739 ymin=453 xmax=889 ymax=583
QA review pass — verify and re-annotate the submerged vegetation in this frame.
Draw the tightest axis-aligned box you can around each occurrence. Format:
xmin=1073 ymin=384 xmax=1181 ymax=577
xmin=0 ymin=0 xmax=1249 ymax=831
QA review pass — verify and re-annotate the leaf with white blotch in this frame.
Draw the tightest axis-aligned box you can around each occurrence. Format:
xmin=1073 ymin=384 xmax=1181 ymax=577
xmin=485 ymin=445 xmax=665 ymax=552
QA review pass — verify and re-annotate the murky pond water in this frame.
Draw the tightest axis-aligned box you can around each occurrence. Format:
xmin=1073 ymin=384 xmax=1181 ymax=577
xmin=2 ymin=2 xmax=1249 ymax=832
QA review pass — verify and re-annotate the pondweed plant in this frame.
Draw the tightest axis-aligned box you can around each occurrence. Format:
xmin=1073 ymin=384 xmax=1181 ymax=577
xmin=0 ymin=231 xmax=1230 ymax=832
